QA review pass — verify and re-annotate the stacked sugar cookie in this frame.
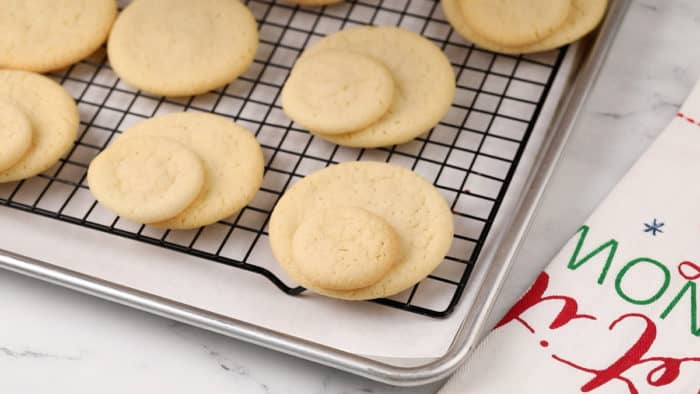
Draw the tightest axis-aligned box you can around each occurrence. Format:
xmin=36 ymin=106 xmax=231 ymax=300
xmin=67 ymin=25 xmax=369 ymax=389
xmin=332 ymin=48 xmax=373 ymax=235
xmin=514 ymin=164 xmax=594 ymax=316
xmin=0 ymin=1 xmax=114 ymax=183
xmin=442 ymin=0 xmax=608 ymax=54
xmin=282 ymin=26 xmax=456 ymax=148
xmin=1 ymin=0 xmax=460 ymax=302
xmin=269 ymin=161 xmax=454 ymax=300
xmin=88 ymin=113 xmax=264 ymax=229
xmin=0 ymin=71 xmax=80 ymax=183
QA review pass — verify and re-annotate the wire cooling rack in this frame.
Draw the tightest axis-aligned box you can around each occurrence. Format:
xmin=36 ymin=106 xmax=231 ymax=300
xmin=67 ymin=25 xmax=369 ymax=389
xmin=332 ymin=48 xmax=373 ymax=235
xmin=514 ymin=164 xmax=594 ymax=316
xmin=0 ymin=0 xmax=565 ymax=318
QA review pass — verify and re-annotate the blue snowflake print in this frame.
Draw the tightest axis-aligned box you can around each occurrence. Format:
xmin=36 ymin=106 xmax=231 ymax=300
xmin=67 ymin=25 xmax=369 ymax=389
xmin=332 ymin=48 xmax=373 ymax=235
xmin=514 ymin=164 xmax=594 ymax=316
xmin=643 ymin=219 xmax=664 ymax=236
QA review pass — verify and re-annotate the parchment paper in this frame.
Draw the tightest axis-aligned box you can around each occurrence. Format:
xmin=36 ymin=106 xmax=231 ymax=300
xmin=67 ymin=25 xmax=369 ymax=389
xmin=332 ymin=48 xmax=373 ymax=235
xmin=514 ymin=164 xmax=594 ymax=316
xmin=0 ymin=18 xmax=578 ymax=362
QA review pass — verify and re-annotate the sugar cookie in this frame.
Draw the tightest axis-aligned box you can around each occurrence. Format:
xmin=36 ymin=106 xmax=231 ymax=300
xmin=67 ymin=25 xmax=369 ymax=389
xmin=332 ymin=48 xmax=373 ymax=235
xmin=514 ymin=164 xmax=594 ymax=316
xmin=0 ymin=0 xmax=117 ymax=73
xmin=442 ymin=0 xmax=607 ymax=54
xmin=269 ymin=161 xmax=454 ymax=300
xmin=301 ymin=26 xmax=455 ymax=148
xmin=88 ymin=136 xmax=205 ymax=224
xmin=460 ymin=0 xmax=571 ymax=47
xmin=0 ymin=100 xmax=32 ymax=172
xmin=292 ymin=207 xmax=400 ymax=291
xmin=0 ymin=70 xmax=79 ymax=183
xmin=282 ymin=50 xmax=395 ymax=135
xmin=107 ymin=0 xmax=258 ymax=97
xmin=121 ymin=112 xmax=264 ymax=229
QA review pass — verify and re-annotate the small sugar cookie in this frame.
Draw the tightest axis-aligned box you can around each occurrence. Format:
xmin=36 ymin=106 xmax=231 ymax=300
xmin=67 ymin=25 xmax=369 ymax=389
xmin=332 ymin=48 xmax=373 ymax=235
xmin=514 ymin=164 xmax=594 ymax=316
xmin=0 ymin=70 xmax=79 ymax=183
xmin=108 ymin=0 xmax=258 ymax=97
xmin=442 ymin=0 xmax=607 ymax=54
xmin=461 ymin=0 xmax=571 ymax=47
xmin=270 ymin=161 xmax=454 ymax=300
xmin=301 ymin=26 xmax=455 ymax=148
xmin=121 ymin=112 xmax=264 ymax=229
xmin=282 ymin=50 xmax=395 ymax=135
xmin=0 ymin=0 xmax=117 ymax=73
xmin=292 ymin=207 xmax=400 ymax=291
xmin=0 ymin=100 xmax=32 ymax=172
xmin=88 ymin=136 xmax=205 ymax=224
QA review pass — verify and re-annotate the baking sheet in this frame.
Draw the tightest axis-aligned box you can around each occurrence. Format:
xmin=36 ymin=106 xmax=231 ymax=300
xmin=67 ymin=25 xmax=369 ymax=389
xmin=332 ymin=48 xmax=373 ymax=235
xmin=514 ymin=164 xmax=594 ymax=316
xmin=0 ymin=1 xmax=578 ymax=362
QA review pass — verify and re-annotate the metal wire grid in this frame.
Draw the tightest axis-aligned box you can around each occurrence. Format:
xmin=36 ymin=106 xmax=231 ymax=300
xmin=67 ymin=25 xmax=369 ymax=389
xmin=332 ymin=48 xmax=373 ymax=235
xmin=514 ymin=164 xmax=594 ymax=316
xmin=0 ymin=0 xmax=565 ymax=318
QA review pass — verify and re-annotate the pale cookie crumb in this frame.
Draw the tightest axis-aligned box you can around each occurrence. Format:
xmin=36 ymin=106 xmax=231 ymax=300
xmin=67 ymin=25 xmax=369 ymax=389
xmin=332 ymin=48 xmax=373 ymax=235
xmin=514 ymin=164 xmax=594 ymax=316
xmin=88 ymin=136 xmax=206 ymax=224
xmin=282 ymin=50 xmax=395 ymax=135
xmin=0 ymin=100 xmax=32 ymax=172
xmin=292 ymin=207 xmax=400 ymax=291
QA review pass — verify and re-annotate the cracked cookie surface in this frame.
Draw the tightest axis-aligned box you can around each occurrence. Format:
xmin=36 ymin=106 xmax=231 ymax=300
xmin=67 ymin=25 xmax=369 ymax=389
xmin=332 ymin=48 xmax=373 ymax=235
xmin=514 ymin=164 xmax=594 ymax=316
xmin=442 ymin=0 xmax=607 ymax=54
xmin=300 ymin=26 xmax=455 ymax=148
xmin=460 ymin=0 xmax=571 ymax=47
xmin=0 ymin=0 xmax=117 ymax=72
xmin=0 ymin=70 xmax=79 ymax=183
xmin=0 ymin=99 xmax=32 ymax=172
xmin=107 ymin=0 xmax=258 ymax=96
xmin=270 ymin=161 xmax=454 ymax=300
xmin=292 ymin=206 xmax=401 ymax=291
xmin=121 ymin=112 xmax=264 ymax=229
xmin=282 ymin=50 xmax=395 ymax=135
xmin=88 ymin=135 xmax=205 ymax=224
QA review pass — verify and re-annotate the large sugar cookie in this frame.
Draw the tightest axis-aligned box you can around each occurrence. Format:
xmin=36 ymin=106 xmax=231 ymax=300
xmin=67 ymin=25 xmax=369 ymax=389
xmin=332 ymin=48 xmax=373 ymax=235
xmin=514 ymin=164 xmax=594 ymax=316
xmin=269 ymin=161 xmax=454 ymax=300
xmin=121 ymin=112 xmax=264 ymax=229
xmin=88 ymin=136 xmax=205 ymax=224
xmin=461 ymin=0 xmax=571 ymax=47
xmin=292 ymin=207 xmax=400 ymax=291
xmin=0 ymin=70 xmax=79 ymax=183
xmin=442 ymin=0 xmax=607 ymax=54
xmin=0 ymin=100 xmax=32 ymax=172
xmin=301 ymin=26 xmax=455 ymax=148
xmin=282 ymin=50 xmax=395 ymax=135
xmin=0 ymin=0 xmax=117 ymax=73
xmin=107 ymin=0 xmax=258 ymax=97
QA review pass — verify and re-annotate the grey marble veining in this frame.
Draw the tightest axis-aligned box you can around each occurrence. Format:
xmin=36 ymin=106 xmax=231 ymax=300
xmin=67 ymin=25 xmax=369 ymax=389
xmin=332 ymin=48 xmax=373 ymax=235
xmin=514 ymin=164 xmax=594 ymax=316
xmin=1 ymin=1 xmax=698 ymax=393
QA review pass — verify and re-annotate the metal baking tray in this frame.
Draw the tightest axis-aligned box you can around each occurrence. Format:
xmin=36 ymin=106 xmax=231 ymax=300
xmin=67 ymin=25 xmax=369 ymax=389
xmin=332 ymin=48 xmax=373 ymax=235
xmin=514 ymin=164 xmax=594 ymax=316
xmin=0 ymin=0 xmax=629 ymax=386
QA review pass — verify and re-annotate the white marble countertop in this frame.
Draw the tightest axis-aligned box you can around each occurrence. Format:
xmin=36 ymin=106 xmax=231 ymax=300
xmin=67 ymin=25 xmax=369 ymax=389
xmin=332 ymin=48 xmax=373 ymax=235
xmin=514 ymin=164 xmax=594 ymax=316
xmin=1 ymin=0 xmax=698 ymax=392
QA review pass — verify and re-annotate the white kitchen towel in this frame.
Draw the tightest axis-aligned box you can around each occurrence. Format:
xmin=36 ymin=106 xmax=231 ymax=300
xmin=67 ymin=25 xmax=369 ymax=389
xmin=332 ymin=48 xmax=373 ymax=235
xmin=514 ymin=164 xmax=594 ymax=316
xmin=440 ymin=81 xmax=700 ymax=394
